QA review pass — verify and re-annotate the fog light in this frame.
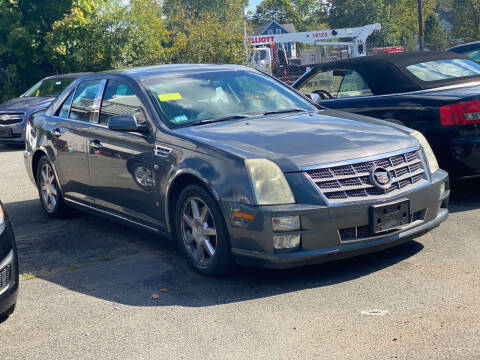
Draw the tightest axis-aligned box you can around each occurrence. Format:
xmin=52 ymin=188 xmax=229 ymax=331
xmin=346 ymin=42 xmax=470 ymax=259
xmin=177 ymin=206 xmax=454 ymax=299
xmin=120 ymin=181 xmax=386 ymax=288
xmin=440 ymin=183 xmax=446 ymax=195
xmin=273 ymin=234 xmax=301 ymax=250
xmin=272 ymin=216 xmax=300 ymax=231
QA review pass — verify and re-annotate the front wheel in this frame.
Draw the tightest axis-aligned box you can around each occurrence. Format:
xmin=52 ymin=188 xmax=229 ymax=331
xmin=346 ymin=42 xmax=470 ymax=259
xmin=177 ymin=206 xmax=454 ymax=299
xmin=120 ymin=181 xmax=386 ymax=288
xmin=175 ymin=185 xmax=233 ymax=277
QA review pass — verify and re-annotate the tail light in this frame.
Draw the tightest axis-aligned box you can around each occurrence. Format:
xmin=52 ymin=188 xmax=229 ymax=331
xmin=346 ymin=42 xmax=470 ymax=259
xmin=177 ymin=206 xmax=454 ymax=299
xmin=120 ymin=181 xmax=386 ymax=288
xmin=439 ymin=99 xmax=480 ymax=126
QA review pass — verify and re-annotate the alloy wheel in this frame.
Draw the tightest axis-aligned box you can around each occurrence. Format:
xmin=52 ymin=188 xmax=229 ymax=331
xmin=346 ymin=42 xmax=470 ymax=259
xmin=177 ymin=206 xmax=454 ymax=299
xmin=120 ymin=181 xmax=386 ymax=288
xmin=181 ymin=197 xmax=217 ymax=267
xmin=39 ymin=163 xmax=58 ymax=212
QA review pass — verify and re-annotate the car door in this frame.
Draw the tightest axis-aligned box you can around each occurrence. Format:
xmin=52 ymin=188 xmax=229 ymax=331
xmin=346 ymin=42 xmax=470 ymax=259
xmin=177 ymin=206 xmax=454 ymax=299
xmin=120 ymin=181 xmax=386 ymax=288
xmin=48 ymin=79 xmax=104 ymax=205
xmin=88 ymin=78 xmax=159 ymax=228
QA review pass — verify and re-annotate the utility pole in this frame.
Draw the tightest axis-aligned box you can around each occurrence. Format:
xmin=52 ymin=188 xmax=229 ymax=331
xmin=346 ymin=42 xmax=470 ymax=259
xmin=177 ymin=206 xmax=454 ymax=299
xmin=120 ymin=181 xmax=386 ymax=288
xmin=418 ymin=0 xmax=424 ymax=51
xmin=242 ymin=1 xmax=248 ymax=55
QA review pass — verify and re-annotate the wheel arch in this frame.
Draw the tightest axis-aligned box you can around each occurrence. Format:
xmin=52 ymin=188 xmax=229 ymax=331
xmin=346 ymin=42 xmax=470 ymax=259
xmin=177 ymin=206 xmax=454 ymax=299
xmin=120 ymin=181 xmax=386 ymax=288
xmin=165 ymin=170 xmax=221 ymax=235
xmin=32 ymin=149 xmax=48 ymax=184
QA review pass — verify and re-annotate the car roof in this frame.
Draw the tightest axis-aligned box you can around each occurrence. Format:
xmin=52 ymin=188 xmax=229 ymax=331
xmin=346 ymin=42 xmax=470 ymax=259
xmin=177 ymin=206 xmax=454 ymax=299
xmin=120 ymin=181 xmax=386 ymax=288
xmin=449 ymin=41 xmax=480 ymax=52
xmin=302 ymin=51 xmax=479 ymax=95
xmin=44 ymin=72 xmax=92 ymax=80
xmin=98 ymin=64 xmax=249 ymax=79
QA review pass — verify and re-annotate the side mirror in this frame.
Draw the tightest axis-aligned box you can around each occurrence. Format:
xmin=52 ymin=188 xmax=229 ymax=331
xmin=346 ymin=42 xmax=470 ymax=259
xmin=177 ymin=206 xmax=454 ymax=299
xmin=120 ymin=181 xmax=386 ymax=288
xmin=306 ymin=92 xmax=321 ymax=104
xmin=108 ymin=114 xmax=147 ymax=132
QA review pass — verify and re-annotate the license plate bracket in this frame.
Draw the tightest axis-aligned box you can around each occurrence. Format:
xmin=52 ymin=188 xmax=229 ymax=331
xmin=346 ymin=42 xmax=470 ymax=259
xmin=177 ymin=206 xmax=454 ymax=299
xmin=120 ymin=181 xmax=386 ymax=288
xmin=0 ymin=128 xmax=12 ymax=138
xmin=370 ymin=199 xmax=410 ymax=234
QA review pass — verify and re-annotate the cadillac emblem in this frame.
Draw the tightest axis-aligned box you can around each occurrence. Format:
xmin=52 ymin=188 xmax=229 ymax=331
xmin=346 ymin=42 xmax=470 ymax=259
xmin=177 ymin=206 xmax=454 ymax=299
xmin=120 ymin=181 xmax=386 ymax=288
xmin=371 ymin=167 xmax=392 ymax=189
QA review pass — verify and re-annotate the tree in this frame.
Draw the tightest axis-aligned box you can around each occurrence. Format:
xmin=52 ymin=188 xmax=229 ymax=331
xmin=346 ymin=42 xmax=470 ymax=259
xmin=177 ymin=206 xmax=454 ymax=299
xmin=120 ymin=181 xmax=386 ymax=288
xmin=325 ymin=0 xmax=436 ymax=50
xmin=450 ymin=0 xmax=480 ymax=43
xmin=166 ymin=3 xmax=246 ymax=64
xmin=46 ymin=0 xmax=168 ymax=72
xmin=0 ymin=0 xmax=79 ymax=100
xmin=424 ymin=13 xmax=447 ymax=50
xmin=252 ymin=0 xmax=301 ymax=25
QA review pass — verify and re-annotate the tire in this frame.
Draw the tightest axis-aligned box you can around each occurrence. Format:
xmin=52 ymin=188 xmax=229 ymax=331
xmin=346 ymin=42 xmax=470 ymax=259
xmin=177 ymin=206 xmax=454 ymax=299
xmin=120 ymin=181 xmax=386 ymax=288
xmin=36 ymin=156 xmax=67 ymax=218
xmin=175 ymin=184 xmax=233 ymax=277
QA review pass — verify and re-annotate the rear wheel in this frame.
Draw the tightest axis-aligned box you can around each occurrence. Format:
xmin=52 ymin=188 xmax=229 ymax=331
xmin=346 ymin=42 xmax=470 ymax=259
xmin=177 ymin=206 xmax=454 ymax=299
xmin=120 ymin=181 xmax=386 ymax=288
xmin=36 ymin=156 xmax=67 ymax=218
xmin=175 ymin=185 xmax=233 ymax=277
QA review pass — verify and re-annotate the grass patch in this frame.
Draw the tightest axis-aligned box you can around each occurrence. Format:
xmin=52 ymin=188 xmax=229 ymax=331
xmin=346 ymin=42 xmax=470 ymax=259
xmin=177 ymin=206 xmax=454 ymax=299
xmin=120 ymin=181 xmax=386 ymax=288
xmin=20 ymin=272 xmax=36 ymax=280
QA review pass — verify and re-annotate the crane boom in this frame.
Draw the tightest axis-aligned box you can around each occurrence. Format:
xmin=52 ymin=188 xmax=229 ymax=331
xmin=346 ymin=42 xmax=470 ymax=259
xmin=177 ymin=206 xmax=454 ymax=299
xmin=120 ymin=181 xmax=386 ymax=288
xmin=248 ymin=23 xmax=381 ymax=57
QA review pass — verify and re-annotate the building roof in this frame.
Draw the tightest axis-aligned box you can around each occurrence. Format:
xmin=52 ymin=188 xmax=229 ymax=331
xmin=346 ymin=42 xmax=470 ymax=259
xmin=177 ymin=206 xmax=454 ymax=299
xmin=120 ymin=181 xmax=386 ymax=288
xmin=252 ymin=21 xmax=297 ymax=36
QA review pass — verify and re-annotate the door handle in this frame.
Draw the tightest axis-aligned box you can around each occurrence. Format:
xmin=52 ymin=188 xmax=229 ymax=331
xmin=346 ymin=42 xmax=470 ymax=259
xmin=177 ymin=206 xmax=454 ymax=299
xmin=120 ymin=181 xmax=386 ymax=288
xmin=51 ymin=128 xmax=62 ymax=138
xmin=89 ymin=139 xmax=102 ymax=150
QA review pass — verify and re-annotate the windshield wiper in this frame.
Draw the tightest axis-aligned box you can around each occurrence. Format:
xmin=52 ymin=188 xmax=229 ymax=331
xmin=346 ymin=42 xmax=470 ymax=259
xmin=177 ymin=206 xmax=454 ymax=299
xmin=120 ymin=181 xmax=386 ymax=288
xmin=263 ymin=108 xmax=308 ymax=116
xmin=190 ymin=114 xmax=250 ymax=126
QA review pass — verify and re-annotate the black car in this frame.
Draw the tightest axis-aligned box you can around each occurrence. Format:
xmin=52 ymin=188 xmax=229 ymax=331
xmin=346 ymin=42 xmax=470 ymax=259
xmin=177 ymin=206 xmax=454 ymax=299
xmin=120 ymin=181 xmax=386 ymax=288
xmin=0 ymin=73 xmax=89 ymax=146
xmin=293 ymin=51 xmax=480 ymax=178
xmin=0 ymin=201 xmax=18 ymax=321
xmin=24 ymin=65 xmax=448 ymax=276
xmin=449 ymin=41 xmax=480 ymax=63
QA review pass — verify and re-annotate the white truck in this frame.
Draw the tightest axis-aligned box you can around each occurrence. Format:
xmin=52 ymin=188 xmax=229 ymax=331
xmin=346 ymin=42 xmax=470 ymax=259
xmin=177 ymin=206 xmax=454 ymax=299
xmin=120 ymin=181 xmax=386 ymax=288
xmin=248 ymin=23 xmax=381 ymax=83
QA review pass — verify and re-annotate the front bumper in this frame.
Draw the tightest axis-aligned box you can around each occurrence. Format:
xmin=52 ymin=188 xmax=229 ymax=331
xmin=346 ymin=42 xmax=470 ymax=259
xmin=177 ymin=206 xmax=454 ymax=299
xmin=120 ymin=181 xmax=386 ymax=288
xmin=0 ymin=121 xmax=25 ymax=145
xmin=0 ymin=249 xmax=18 ymax=316
xmin=226 ymin=170 xmax=449 ymax=269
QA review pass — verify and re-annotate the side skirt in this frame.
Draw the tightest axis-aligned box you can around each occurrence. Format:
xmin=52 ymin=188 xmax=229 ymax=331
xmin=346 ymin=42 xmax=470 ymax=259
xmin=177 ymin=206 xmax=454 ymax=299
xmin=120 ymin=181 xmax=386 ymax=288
xmin=64 ymin=198 xmax=173 ymax=241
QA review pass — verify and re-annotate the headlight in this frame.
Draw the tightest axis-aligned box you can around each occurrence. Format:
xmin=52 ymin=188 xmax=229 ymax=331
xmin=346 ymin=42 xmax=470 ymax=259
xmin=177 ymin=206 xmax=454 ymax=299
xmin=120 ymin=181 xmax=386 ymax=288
xmin=0 ymin=206 xmax=5 ymax=235
xmin=410 ymin=130 xmax=439 ymax=174
xmin=245 ymin=159 xmax=296 ymax=205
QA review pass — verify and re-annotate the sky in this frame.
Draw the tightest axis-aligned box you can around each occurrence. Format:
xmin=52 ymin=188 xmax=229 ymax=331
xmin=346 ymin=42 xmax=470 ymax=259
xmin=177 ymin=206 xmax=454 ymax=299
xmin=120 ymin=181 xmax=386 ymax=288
xmin=247 ymin=0 xmax=261 ymax=13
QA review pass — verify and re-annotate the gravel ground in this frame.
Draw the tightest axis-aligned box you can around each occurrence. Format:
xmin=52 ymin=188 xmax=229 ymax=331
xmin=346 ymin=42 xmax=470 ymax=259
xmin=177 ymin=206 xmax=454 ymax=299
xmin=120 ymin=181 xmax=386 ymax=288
xmin=0 ymin=145 xmax=479 ymax=360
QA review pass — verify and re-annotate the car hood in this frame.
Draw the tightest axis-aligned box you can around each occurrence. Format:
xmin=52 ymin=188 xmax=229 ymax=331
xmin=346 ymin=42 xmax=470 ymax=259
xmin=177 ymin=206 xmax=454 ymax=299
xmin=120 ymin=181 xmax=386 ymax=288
xmin=175 ymin=110 xmax=418 ymax=172
xmin=0 ymin=96 xmax=54 ymax=112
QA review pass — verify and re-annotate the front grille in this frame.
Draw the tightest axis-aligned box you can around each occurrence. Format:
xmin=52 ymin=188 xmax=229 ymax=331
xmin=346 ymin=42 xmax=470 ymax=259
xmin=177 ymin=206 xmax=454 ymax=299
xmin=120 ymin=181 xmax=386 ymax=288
xmin=0 ymin=264 xmax=11 ymax=290
xmin=306 ymin=149 xmax=427 ymax=202
xmin=0 ymin=112 xmax=25 ymax=125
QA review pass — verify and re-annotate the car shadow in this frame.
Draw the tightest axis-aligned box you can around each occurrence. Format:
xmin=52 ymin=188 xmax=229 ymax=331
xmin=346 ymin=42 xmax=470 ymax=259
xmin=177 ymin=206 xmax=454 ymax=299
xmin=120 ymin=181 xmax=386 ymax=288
xmin=449 ymin=176 xmax=480 ymax=213
xmin=0 ymin=144 xmax=23 ymax=152
xmin=4 ymin=198 xmax=426 ymax=308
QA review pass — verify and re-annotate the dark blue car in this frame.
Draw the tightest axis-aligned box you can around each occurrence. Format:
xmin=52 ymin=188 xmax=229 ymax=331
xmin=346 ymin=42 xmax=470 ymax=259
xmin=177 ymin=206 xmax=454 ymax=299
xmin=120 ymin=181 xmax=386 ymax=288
xmin=0 ymin=73 xmax=88 ymax=146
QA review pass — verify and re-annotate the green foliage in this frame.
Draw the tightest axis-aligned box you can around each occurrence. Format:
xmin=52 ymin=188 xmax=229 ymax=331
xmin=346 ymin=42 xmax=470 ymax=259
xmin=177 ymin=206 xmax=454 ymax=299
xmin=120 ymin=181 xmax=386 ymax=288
xmin=424 ymin=13 xmax=447 ymax=50
xmin=46 ymin=0 xmax=169 ymax=72
xmin=450 ymin=0 xmax=480 ymax=43
xmin=253 ymin=0 xmax=301 ymax=25
xmin=325 ymin=0 xmax=437 ymax=50
xmin=0 ymin=0 xmax=246 ymax=100
xmin=165 ymin=3 xmax=246 ymax=64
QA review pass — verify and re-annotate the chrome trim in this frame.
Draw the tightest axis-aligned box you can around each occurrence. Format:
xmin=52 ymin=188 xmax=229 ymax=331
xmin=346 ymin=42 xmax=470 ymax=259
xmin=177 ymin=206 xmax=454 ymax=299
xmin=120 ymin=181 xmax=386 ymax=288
xmin=301 ymin=146 xmax=420 ymax=172
xmin=0 ymin=250 xmax=14 ymax=296
xmin=64 ymin=198 xmax=160 ymax=233
xmin=303 ymin=146 xmax=429 ymax=206
xmin=155 ymin=145 xmax=172 ymax=157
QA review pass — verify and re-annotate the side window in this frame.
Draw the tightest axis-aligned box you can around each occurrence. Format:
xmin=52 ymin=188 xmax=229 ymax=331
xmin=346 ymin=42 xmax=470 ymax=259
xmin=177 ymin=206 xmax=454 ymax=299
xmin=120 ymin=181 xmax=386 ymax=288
xmin=99 ymin=80 xmax=147 ymax=125
xmin=69 ymin=80 xmax=102 ymax=122
xmin=56 ymin=90 xmax=75 ymax=118
xmin=337 ymin=70 xmax=373 ymax=98
xmin=297 ymin=70 xmax=343 ymax=98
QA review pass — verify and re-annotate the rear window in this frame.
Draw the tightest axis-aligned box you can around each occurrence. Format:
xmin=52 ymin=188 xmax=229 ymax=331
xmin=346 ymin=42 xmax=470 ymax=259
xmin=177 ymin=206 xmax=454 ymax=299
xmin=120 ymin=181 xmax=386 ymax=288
xmin=406 ymin=59 xmax=480 ymax=81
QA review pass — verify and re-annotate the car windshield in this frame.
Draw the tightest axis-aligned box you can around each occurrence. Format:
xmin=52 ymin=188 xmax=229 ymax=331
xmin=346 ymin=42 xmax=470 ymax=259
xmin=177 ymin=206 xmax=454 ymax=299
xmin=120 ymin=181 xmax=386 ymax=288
xmin=143 ymin=69 xmax=316 ymax=127
xmin=406 ymin=59 xmax=480 ymax=81
xmin=23 ymin=78 xmax=75 ymax=97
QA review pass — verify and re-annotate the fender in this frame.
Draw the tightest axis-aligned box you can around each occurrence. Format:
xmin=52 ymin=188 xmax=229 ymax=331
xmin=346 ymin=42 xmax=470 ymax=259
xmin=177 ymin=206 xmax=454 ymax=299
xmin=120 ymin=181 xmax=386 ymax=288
xmin=164 ymin=168 xmax=221 ymax=234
